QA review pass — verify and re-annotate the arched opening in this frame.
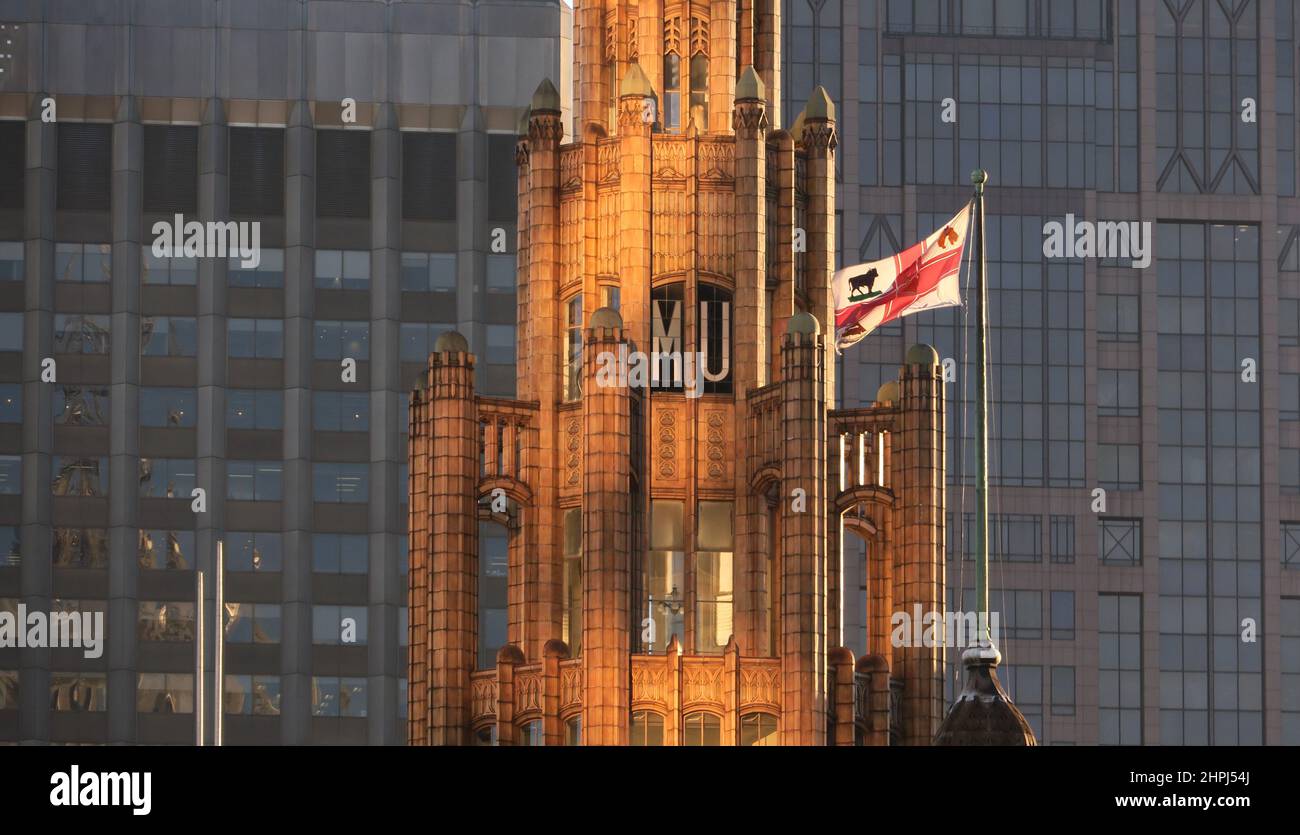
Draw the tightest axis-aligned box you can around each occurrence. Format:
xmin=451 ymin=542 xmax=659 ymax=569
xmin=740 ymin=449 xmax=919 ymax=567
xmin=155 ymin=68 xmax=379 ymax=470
xmin=689 ymin=53 xmax=709 ymax=129
xmin=630 ymin=709 xmax=665 ymax=745
xmin=663 ymin=52 xmax=682 ymax=130
xmin=478 ymin=518 xmax=508 ymax=670
xmin=740 ymin=711 xmax=779 ymax=746
xmin=682 ymin=711 xmax=722 ymax=746
xmin=839 ymin=502 xmax=889 ymax=663
xmin=564 ymin=713 xmax=582 ymax=745
xmin=518 ymin=718 xmax=543 ymax=746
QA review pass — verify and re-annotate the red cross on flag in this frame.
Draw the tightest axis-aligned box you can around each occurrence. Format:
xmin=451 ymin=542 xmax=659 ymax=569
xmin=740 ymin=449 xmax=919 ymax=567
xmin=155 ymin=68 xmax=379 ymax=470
xmin=832 ymin=203 xmax=973 ymax=352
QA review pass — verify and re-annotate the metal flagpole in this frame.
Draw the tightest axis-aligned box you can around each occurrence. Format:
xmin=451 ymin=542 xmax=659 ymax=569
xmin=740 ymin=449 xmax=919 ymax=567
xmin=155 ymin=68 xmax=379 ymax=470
xmin=971 ymin=169 xmax=992 ymax=646
xmin=214 ymin=540 xmax=224 ymax=745
xmin=195 ymin=569 xmax=204 ymax=746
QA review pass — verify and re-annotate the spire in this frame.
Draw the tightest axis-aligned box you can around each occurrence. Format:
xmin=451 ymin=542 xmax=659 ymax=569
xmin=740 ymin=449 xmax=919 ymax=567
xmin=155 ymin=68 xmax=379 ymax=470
xmin=805 ymin=85 xmax=835 ymax=121
xmin=621 ymin=62 xmax=653 ymax=98
xmin=736 ymin=66 xmax=765 ymax=102
xmin=531 ymin=78 xmax=561 ymax=112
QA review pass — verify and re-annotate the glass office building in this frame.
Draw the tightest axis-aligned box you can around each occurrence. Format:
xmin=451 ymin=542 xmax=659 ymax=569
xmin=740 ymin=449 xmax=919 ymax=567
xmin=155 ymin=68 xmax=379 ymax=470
xmin=0 ymin=0 xmax=570 ymax=745
xmin=799 ymin=0 xmax=1299 ymax=744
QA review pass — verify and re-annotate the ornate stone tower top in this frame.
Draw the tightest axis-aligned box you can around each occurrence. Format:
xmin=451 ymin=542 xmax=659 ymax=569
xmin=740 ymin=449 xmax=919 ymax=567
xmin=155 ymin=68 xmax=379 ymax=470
xmin=572 ymin=1 xmax=784 ymax=136
xmin=410 ymin=0 xmax=946 ymax=749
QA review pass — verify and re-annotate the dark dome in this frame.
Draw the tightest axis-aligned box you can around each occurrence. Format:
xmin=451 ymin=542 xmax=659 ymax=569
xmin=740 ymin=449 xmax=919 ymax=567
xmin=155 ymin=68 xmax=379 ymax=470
xmin=934 ymin=647 xmax=1038 ymax=746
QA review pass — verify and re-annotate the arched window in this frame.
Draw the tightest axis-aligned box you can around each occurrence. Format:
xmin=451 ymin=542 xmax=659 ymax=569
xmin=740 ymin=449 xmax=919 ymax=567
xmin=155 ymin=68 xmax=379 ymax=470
xmin=630 ymin=710 xmax=665 ymax=745
xmin=663 ymin=52 xmax=682 ymax=131
xmin=565 ymin=714 xmax=583 ymax=745
xmin=698 ymin=283 xmax=732 ymax=394
xmin=740 ymin=712 xmax=779 ymax=746
xmin=650 ymin=283 xmax=685 ymax=392
xmin=519 ymin=719 xmax=543 ymax=746
xmin=690 ymin=53 xmax=709 ymax=130
xmin=562 ymin=507 xmax=582 ymax=654
xmin=683 ymin=711 xmax=721 ymax=746
xmin=473 ymin=724 xmax=497 ymax=746
xmin=478 ymin=520 xmax=508 ymax=669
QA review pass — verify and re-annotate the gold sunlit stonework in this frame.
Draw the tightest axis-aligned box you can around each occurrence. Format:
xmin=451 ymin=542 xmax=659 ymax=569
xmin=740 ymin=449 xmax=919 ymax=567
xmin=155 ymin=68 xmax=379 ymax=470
xmin=408 ymin=1 xmax=946 ymax=747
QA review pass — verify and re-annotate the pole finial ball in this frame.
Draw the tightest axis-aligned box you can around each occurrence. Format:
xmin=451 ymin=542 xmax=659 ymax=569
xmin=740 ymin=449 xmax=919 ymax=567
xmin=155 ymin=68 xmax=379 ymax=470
xmin=971 ymin=169 xmax=988 ymax=186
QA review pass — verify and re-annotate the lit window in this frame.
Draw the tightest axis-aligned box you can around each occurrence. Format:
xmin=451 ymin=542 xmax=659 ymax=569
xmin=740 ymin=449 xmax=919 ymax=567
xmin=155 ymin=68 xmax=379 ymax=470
xmin=683 ymin=711 xmax=721 ymax=746
xmin=137 ymin=601 xmax=196 ymax=642
xmin=225 ymin=674 xmax=282 ymax=715
xmin=740 ymin=712 xmax=778 ymax=746
xmin=225 ymin=603 xmax=282 ymax=644
xmin=629 ymin=710 xmax=665 ymax=746
xmin=562 ymin=508 xmax=582 ymax=655
xmin=138 ymin=529 xmax=195 ymax=570
xmin=137 ymin=673 xmax=193 ymax=714
xmin=695 ymin=501 xmax=734 ymax=654
xmin=50 ymin=673 xmax=107 ymax=712
xmin=563 ymin=295 xmax=583 ymax=401
xmin=225 ymin=532 xmax=283 ymax=572
xmin=311 ymin=676 xmax=367 ymax=717
xmin=312 ymin=462 xmax=370 ymax=503
xmin=646 ymin=501 xmax=684 ymax=653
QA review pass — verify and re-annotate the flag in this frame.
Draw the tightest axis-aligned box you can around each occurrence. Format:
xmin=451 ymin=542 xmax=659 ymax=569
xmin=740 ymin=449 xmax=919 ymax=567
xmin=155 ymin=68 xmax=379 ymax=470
xmin=831 ymin=203 xmax=973 ymax=351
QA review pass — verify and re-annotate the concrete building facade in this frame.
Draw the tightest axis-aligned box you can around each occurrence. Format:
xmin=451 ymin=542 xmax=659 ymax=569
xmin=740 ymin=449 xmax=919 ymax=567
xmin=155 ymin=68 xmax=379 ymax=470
xmin=408 ymin=0 xmax=949 ymax=746
xmin=0 ymin=0 xmax=569 ymax=745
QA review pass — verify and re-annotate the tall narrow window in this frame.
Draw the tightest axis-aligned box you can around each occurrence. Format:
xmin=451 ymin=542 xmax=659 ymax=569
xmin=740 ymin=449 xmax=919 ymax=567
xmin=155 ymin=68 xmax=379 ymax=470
xmin=698 ymin=283 xmax=732 ymax=394
xmin=562 ymin=508 xmax=582 ymax=655
xmin=647 ymin=501 xmax=685 ymax=652
xmin=663 ymin=53 xmax=682 ymax=131
xmin=690 ymin=54 xmax=709 ymax=130
xmin=650 ymin=283 xmax=685 ymax=392
xmin=478 ymin=522 xmax=508 ymax=669
xmin=564 ymin=295 xmax=583 ymax=401
xmin=695 ymin=501 xmax=734 ymax=654
xmin=606 ymin=61 xmax=618 ymax=130
xmin=764 ymin=503 xmax=779 ymax=656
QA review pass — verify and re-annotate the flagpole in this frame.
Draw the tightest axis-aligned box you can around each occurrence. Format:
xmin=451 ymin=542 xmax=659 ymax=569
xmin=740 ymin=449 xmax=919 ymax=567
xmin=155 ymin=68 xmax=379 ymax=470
xmin=971 ymin=169 xmax=991 ymax=646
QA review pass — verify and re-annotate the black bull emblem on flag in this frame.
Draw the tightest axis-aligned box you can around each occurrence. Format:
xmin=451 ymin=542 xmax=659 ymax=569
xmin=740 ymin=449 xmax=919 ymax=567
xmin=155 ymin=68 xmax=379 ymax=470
xmin=848 ymin=268 xmax=882 ymax=302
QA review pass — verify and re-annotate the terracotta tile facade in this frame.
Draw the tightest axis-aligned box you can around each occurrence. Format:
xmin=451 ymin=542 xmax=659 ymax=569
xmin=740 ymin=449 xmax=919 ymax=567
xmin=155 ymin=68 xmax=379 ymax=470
xmin=409 ymin=1 xmax=947 ymax=746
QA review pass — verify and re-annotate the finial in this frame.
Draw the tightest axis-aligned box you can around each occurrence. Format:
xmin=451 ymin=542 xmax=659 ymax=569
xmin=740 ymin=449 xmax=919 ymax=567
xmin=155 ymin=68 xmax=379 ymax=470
xmin=971 ymin=168 xmax=988 ymax=194
xmin=736 ymin=66 xmax=765 ymax=101
xmin=621 ymin=63 xmax=653 ymax=98
xmin=531 ymin=78 xmax=561 ymax=112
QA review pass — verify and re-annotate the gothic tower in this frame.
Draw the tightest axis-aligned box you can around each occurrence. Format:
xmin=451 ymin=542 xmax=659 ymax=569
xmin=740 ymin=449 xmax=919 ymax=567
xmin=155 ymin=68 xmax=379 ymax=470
xmin=409 ymin=0 xmax=947 ymax=747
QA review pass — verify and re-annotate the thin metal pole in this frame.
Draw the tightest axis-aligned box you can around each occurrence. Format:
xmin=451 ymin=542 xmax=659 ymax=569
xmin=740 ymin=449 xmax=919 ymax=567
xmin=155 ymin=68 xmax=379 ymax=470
xmin=214 ymin=540 xmax=224 ymax=746
xmin=971 ymin=169 xmax=991 ymax=645
xmin=195 ymin=569 xmax=204 ymax=746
